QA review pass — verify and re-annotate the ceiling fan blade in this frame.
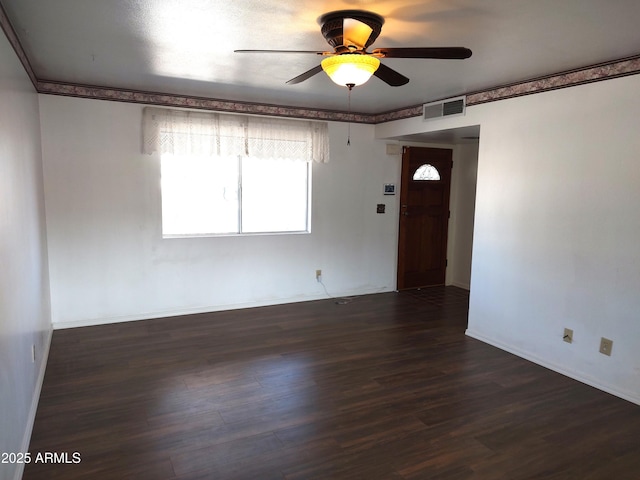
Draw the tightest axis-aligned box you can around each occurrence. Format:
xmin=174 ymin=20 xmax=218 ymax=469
xmin=235 ymin=49 xmax=327 ymax=55
xmin=374 ymin=63 xmax=409 ymax=87
xmin=343 ymin=18 xmax=373 ymax=49
xmin=371 ymin=47 xmax=472 ymax=59
xmin=286 ymin=64 xmax=324 ymax=85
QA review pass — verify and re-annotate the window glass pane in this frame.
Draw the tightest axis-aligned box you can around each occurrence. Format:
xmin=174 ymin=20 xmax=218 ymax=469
xmin=241 ymin=157 xmax=309 ymax=233
xmin=161 ymin=154 xmax=239 ymax=235
xmin=413 ymin=163 xmax=441 ymax=181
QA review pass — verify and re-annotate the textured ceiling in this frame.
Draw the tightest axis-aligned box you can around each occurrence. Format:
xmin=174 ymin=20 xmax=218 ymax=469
xmin=3 ymin=0 xmax=640 ymax=114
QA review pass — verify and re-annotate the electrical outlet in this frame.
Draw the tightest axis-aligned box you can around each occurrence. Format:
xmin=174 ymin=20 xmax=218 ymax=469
xmin=315 ymin=269 xmax=322 ymax=282
xmin=599 ymin=337 xmax=613 ymax=356
xmin=563 ymin=328 xmax=573 ymax=344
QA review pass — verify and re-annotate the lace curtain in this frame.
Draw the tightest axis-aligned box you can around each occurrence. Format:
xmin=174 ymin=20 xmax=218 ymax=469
xmin=142 ymin=107 xmax=330 ymax=163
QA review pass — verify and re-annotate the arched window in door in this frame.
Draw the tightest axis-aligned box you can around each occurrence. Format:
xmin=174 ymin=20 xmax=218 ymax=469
xmin=412 ymin=163 xmax=441 ymax=181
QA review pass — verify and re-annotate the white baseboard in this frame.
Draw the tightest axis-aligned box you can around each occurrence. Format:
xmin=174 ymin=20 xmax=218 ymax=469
xmin=449 ymin=281 xmax=470 ymax=290
xmin=53 ymin=286 xmax=392 ymax=330
xmin=14 ymin=327 xmax=53 ymax=480
xmin=465 ymin=328 xmax=640 ymax=406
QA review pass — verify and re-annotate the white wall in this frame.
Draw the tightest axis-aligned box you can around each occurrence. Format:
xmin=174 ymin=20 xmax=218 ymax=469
xmin=39 ymin=95 xmax=401 ymax=328
xmin=0 ymin=31 xmax=52 ymax=480
xmin=377 ymin=74 xmax=640 ymax=404
xmin=448 ymin=143 xmax=478 ymax=289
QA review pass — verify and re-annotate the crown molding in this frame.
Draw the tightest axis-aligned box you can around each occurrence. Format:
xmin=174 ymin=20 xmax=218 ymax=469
xmin=2 ymin=3 xmax=639 ymax=124
xmin=0 ymin=0 xmax=37 ymax=88
xmin=35 ymin=81 xmax=377 ymax=124
xmin=369 ymin=54 xmax=640 ymax=123
xmin=38 ymin=54 xmax=640 ymax=124
xmin=465 ymin=54 xmax=640 ymax=106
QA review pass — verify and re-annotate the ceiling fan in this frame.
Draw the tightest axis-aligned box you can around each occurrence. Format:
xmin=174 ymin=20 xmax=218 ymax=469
xmin=235 ymin=10 xmax=472 ymax=89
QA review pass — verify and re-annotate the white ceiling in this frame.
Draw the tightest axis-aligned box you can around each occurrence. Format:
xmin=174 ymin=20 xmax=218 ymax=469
xmin=3 ymin=0 xmax=640 ymax=114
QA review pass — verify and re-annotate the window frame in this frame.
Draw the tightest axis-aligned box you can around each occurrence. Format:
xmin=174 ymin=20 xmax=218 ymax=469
xmin=412 ymin=163 xmax=442 ymax=181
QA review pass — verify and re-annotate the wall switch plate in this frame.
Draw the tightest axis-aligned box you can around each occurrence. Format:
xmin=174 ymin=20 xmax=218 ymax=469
xmin=563 ymin=328 xmax=573 ymax=343
xmin=599 ymin=337 xmax=613 ymax=356
xmin=377 ymin=204 xmax=385 ymax=214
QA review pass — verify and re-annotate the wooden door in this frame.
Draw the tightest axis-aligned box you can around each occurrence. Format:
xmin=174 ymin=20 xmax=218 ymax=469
xmin=397 ymin=147 xmax=453 ymax=289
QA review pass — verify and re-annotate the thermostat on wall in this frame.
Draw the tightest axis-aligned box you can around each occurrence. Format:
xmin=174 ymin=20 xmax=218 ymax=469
xmin=384 ymin=184 xmax=395 ymax=195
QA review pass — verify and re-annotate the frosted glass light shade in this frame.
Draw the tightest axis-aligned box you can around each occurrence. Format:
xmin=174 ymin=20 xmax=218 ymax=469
xmin=321 ymin=55 xmax=380 ymax=87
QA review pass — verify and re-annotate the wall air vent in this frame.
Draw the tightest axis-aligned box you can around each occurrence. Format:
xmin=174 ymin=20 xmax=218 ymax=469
xmin=423 ymin=96 xmax=466 ymax=121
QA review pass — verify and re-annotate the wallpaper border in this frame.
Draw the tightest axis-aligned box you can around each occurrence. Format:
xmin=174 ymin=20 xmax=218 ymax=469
xmin=1 ymin=2 xmax=639 ymax=124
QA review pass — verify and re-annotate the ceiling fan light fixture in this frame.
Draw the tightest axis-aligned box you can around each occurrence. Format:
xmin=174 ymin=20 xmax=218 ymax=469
xmin=321 ymin=54 xmax=380 ymax=87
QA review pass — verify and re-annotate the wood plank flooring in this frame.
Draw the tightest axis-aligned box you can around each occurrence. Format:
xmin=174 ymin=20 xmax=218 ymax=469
xmin=25 ymin=287 xmax=640 ymax=479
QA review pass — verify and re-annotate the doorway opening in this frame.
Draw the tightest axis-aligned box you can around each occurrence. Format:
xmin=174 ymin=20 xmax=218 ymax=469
xmin=391 ymin=126 xmax=479 ymax=293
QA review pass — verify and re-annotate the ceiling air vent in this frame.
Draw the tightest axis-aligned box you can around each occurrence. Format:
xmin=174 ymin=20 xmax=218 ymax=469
xmin=423 ymin=96 xmax=466 ymax=121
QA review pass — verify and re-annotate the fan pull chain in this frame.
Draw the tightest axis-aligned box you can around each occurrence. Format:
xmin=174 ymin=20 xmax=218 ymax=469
xmin=346 ymin=83 xmax=354 ymax=146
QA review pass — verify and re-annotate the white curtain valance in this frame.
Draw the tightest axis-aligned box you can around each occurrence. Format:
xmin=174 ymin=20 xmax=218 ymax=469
xmin=142 ymin=107 xmax=330 ymax=163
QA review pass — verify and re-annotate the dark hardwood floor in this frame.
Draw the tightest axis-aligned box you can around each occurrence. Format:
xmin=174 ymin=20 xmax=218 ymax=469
xmin=25 ymin=287 xmax=640 ymax=479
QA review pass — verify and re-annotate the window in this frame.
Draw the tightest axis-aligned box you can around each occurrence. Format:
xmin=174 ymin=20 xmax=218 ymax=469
xmin=413 ymin=163 xmax=441 ymax=181
xmin=161 ymin=154 xmax=310 ymax=236
xmin=142 ymin=107 xmax=329 ymax=237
